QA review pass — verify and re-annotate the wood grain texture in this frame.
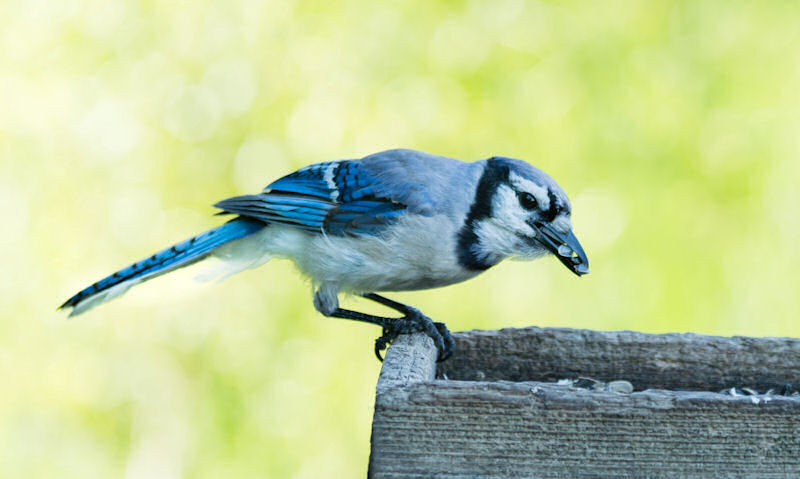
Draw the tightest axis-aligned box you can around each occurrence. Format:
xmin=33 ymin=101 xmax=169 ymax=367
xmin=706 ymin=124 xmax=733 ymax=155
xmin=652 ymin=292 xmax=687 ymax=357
xmin=377 ymin=333 xmax=437 ymax=391
xmin=369 ymin=327 xmax=800 ymax=479
xmin=439 ymin=327 xmax=800 ymax=391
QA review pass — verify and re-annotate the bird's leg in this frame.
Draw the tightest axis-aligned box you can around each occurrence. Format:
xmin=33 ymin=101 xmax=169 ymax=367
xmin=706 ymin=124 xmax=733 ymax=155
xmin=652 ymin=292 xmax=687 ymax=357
xmin=324 ymin=294 xmax=454 ymax=362
xmin=323 ymin=307 xmax=423 ymax=361
xmin=362 ymin=293 xmax=455 ymax=362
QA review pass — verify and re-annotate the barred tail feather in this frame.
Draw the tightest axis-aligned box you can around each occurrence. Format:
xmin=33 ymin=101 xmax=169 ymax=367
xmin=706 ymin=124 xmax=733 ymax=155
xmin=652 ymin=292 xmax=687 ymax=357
xmin=59 ymin=217 xmax=265 ymax=317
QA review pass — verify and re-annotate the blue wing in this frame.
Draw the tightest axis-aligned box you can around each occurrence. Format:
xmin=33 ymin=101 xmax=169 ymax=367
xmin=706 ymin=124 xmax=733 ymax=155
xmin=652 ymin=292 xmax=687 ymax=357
xmin=214 ymin=160 xmax=407 ymax=236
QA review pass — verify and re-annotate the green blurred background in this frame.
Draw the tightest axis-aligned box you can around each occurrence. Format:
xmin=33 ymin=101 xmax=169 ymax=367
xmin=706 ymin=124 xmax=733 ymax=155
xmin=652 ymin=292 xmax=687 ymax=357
xmin=2 ymin=0 xmax=800 ymax=476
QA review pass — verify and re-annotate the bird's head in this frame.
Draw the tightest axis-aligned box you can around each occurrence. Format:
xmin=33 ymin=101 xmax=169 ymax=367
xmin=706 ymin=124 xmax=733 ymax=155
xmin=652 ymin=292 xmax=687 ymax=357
xmin=459 ymin=157 xmax=589 ymax=276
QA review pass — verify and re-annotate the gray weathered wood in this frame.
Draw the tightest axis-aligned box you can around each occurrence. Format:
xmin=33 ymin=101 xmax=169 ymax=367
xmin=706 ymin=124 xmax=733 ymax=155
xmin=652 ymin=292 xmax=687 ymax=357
xmin=377 ymin=333 xmax=438 ymax=391
xmin=369 ymin=327 xmax=800 ymax=478
xmin=440 ymin=327 xmax=800 ymax=391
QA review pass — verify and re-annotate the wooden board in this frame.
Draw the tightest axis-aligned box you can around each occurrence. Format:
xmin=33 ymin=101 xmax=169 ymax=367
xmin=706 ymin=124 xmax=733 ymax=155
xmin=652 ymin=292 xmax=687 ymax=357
xmin=369 ymin=327 xmax=800 ymax=478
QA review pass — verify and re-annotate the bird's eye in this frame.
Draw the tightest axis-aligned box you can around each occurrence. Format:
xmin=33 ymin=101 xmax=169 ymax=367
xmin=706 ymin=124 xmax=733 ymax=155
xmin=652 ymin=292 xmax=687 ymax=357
xmin=518 ymin=192 xmax=538 ymax=210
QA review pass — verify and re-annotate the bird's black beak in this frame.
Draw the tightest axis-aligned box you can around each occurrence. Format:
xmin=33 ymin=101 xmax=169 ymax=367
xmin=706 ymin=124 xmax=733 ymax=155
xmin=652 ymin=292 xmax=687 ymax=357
xmin=531 ymin=222 xmax=589 ymax=276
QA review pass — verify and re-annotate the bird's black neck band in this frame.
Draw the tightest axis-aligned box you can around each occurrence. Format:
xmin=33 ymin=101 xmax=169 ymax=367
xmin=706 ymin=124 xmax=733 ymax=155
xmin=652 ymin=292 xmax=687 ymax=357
xmin=456 ymin=158 xmax=509 ymax=271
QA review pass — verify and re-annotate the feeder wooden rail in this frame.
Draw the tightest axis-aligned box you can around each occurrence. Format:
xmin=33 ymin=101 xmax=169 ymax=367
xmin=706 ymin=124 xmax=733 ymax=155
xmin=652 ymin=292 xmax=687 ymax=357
xmin=368 ymin=327 xmax=800 ymax=478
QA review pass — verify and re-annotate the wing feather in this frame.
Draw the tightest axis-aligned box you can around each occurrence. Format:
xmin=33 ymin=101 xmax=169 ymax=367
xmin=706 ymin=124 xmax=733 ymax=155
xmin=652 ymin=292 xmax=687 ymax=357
xmin=215 ymin=159 xmax=410 ymax=236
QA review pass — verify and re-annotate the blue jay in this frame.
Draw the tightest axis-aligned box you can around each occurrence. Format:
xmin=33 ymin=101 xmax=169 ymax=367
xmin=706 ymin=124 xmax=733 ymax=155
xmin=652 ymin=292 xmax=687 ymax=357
xmin=60 ymin=149 xmax=588 ymax=361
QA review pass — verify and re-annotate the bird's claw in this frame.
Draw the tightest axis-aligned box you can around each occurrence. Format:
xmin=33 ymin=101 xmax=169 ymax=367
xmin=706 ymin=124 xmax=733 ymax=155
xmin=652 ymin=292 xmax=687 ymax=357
xmin=373 ymin=316 xmax=455 ymax=362
xmin=433 ymin=321 xmax=455 ymax=362
xmin=374 ymin=328 xmax=398 ymax=362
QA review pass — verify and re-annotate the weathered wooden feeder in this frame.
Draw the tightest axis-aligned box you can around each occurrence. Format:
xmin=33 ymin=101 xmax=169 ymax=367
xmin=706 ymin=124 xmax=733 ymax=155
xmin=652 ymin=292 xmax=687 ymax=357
xmin=368 ymin=327 xmax=800 ymax=478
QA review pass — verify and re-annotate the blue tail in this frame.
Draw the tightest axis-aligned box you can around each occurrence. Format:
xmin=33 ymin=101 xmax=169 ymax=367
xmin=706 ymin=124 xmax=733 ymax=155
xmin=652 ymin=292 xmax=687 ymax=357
xmin=60 ymin=217 xmax=265 ymax=316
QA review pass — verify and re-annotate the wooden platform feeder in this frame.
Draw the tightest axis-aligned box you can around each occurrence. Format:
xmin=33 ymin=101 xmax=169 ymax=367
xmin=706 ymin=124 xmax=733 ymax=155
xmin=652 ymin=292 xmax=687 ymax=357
xmin=368 ymin=327 xmax=800 ymax=478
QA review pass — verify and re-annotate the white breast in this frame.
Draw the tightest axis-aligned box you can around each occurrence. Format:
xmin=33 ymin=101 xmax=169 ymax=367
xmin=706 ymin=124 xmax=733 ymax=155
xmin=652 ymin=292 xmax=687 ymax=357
xmin=221 ymin=215 xmax=482 ymax=294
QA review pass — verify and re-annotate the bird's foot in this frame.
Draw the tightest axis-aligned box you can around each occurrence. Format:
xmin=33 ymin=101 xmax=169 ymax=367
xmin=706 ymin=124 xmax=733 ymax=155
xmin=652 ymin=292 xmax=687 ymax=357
xmin=374 ymin=309 xmax=455 ymax=363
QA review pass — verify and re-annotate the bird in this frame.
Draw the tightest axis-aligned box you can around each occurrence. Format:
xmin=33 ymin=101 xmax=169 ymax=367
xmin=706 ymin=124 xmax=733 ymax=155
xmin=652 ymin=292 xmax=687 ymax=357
xmin=60 ymin=149 xmax=589 ymax=361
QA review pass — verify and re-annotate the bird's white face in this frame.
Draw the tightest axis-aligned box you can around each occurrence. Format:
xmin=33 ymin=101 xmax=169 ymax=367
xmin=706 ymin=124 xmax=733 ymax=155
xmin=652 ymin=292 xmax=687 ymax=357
xmin=472 ymin=171 xmax=588 ymax=275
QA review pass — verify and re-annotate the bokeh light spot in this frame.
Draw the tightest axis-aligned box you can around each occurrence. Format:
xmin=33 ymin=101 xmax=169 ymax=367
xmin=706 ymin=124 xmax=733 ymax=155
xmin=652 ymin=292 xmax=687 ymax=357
xmin=164 ymin=85 xmax=221 ymax=142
